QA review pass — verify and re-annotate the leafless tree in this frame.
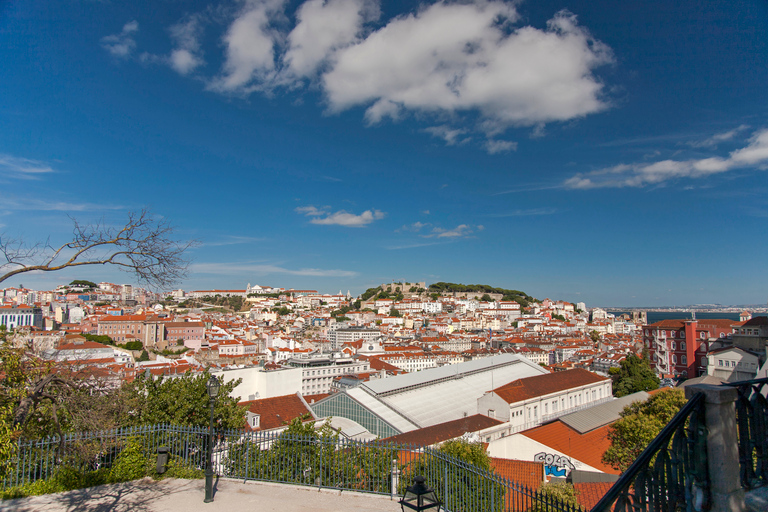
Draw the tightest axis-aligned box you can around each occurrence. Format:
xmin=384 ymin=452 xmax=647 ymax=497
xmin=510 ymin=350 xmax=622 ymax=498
xmin=0 ymin=209 xmax=193 ymax=289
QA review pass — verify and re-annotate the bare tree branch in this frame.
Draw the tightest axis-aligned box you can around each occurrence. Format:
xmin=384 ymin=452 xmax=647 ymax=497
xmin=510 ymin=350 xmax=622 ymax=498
xmin=0 ymin=209 xmax=194 ymax=289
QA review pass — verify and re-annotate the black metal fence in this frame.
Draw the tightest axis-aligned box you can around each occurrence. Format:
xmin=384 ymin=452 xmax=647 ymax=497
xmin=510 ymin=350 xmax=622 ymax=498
xmin=590 ymin=392 xmax=709 ymax=512
xmin=3 ymin=424 xmax=585 ymax=512
xmin=727 ymin=376 xmax=768 ymax=490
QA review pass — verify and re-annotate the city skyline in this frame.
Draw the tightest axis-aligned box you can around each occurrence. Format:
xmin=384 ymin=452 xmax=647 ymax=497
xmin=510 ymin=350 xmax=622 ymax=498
xmin=2 ymin=0 xmax=767 ymax=306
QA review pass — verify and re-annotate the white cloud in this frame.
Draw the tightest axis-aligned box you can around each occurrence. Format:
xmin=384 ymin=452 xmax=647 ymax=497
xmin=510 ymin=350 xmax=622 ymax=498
xmin=398 ymin=221 xmax=431 ymax=232
xmin=686 ymin=125 xmax=750 ymax=148
xmin=169 ymin=17 xmax=205 ymax=75
xmin=190 ymin=262 xmax=357 ymax=277
xmin=101 ymin=21 xmax=139 ymax=58
xmin=296 ymin=205 xmax=385 ymax=227
xmin=0 ymin=155 xmax=56 ymax=180
xmin=422 ymin=223 xmax=482 ymax=238
xmin=484 ymin=139 xmax=517 ymax=154
xmin=423 ymin=125 xmax=469 ymax=146
xmin=197 ymin=0 xmax=611 ymax=139
xmin=564 ymin=128 xmax=768 ymax=189
xmin=283 ymin=0 xmax=379 ymax=79
xmin=208 ymin=0 xmax=286 ymax=92
xmin=324 ymin=4 xmax=612 ymax=128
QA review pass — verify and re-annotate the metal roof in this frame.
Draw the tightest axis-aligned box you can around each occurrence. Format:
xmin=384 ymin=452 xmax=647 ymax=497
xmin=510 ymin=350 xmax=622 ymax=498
xmin=354 ymin=354 xmax=548 ymax=430
xmin=557 ymin=391 xmax=650 ymax=434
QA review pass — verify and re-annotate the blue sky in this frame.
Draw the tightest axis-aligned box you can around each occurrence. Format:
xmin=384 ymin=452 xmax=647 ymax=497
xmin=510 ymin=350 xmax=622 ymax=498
xmin=1 ymin=0 xmax=767 ymax=307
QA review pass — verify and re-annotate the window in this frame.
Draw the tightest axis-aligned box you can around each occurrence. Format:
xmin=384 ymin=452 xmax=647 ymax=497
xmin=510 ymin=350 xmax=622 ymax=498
xmin=671 ymin=341 xmax=676 ymax=350
xmin=681 ymin=355 xmax=687 ymax=365
xmin=672 ymin=355 xmax=677 ymax=364
xmin=718 ymin=360 xmax=723 ymax=367
xmin=681 ymin=341 xmax=686 ymax=350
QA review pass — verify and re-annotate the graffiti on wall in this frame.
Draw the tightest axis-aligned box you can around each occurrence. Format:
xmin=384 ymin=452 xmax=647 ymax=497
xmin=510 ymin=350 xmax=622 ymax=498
xmin=534 ymin=452 xmax=575 ymax=477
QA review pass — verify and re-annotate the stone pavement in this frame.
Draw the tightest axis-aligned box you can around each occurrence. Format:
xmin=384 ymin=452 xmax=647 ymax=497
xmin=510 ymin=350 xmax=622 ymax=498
xmin=0 ymin=478 xmax=402 ymax=512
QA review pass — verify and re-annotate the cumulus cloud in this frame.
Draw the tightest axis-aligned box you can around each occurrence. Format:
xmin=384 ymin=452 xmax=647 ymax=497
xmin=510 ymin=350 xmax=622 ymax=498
xmin=169 ymin=17 xmax=205 ymax=75
xmin=209 ymin=0 xmax=287 ymax=93
xmin=323 ymin=4 xmax=612 ymax=128
xmin=199 ymin=0 xmax=611 ymax=136
xmin=484 ymin=139 xmax=517 ymax=154
xmin=564 ymin=128 xmax=768 ymax=189
xmin=423 ymin=125 xmax=469 ymax=146
xmin=0 ymin=154 xmax=56 ymax=180
xmin=686 ymin=125 xmax=750 ymax=149
xmin=295 ymin=205 xmax=385 ymax=227
xmin=284 ymin=0 xmax=379 ymax=79
xmin=101 ymin=21 xmax=139 ymax=58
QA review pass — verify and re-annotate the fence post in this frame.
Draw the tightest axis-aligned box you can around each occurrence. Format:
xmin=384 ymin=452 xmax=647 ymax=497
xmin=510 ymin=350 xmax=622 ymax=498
xmin=685 ymin=384 xmax=745 ymax=512
xmin=391 ymin=458 xmax=399 ymax=499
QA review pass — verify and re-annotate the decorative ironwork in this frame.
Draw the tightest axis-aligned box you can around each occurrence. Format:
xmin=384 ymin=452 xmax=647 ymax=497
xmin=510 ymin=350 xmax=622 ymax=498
xmin=591 ymin=392 xmax=709 ymax=512
xmin=3 ymin=424 xmax=586 ymax=512
xmin=726 ymin=377 xmax=768 ymax=489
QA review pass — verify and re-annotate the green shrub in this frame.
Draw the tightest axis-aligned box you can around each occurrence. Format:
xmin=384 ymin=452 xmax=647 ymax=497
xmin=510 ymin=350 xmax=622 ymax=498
xmin=1 ymin=466 xmax=110 ymax=499
xmin=108 ymin=439 xmax=152 ymax=483
xmin=161 ymin=457 xmax=205 ymax=480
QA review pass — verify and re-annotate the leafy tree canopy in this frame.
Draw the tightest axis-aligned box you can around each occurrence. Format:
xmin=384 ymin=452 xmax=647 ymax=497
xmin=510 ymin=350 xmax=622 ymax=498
xmin=609 ymin=354 xmax=660 ymax=397
xmin=602 ymin=389 xmax=687 ymax=472
xmin=427 ymin=282 xmax=536 ymax=307
xmin=124 ymin=371 xmax=245 ymax=429
xmin=529 ymin=482 xmax=580 ymax=512
xmin=69 ymin=280 xmax=97 ymax=289
xmin=437 ymin=439 xmax=491 ymax=471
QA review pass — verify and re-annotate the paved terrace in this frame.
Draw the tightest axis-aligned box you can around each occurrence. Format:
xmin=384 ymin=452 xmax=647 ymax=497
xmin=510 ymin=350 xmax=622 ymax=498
xmin=0 ymin=478 xmax=401 ymax=512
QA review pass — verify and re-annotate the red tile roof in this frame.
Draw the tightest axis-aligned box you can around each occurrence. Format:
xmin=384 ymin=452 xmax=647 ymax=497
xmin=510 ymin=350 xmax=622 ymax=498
xmin=490 ymin=458 xmax=544 ymax=489
xmin=574 ymin=482 xmax=615 ymax=510
xmin=381 ymin=414 xmax=503 ymax=446
xmin=522 ymin=421 xmax=619 ymax=475
xmin=240 ymin=393 xmax=313 ymax=431
xmin=493 ymin=368 xmax=608 ymax=404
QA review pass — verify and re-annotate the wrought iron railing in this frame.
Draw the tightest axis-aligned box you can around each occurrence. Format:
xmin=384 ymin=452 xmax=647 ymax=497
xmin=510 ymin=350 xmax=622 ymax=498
xmin=3 ymin=424 xmax=585 ymax=512
xmin=590 ymin=392 xmax=709 ymax=512
xmin=726 ymin=376 xmax=768 ymax=490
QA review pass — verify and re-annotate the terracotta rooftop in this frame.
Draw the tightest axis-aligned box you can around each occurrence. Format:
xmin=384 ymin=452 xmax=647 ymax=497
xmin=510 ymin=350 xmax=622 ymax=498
xmin=380 ymin=414 xmax=503 ymax=446
xmin=489 ymin=457 xmax=544 ymax=490
xmin=522 ymin=421 xmax=619 ymax=475
xmin=574 ymin=482 xmax=615 ymax=510
xmin=493 ymin=368 xmax=608 ymax=404
xmin=240 ymin=393 xmax=313 ymax=431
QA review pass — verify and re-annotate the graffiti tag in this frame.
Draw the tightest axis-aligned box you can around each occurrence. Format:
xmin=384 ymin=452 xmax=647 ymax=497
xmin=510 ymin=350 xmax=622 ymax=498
xmin=534 ymin=452 xmax=575 ymax=477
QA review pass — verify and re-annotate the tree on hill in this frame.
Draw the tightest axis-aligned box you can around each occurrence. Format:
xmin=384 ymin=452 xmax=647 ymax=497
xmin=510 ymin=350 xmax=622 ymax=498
xmin=69 ymin=280 xmax=97 ymax=289
xmin=427 ymin=282 xmax=536 ymax=307
xmin=0 ymin=209 xmax=193 ymax=289
xmin=609 ymin=354 xmax=660 ymax=397
xmin=602 ymin=389 xmax=687 ymax=472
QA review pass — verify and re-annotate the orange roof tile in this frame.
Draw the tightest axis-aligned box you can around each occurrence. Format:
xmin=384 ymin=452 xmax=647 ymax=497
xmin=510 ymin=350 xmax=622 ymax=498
xmin=522 ymin=422 xmax=619 ymax=475
xmin=490 ymin=458 xmax=544 ymax=489
xmin=493 ymin=369 xmax=608 ymax=404
xmin=574 ymin=482 xmax=615 ymax=510
xmin=240 ymin=393 xmax=312 ymax=431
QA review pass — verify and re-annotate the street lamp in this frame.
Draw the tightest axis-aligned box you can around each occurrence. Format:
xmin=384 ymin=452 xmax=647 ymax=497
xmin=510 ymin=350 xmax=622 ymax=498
xmin=400 ymin=476 xmax=441 ymax=512
xmin=204 ymin=375 xmax=221 ymax=503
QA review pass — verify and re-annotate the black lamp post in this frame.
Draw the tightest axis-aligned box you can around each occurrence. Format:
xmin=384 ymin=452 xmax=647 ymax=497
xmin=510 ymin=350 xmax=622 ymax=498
xmin=400 ymin=476 xmax=441 ymax=512
xmin=204 ymin=375 xmax=221 ymax=503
